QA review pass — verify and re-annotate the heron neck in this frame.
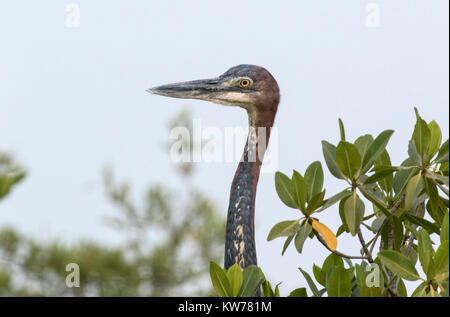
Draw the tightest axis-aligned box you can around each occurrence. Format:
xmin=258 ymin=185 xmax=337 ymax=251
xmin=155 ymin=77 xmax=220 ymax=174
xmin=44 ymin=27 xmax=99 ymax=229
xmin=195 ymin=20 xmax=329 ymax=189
xmin=224 ymin=109 xmax=276 ymax=269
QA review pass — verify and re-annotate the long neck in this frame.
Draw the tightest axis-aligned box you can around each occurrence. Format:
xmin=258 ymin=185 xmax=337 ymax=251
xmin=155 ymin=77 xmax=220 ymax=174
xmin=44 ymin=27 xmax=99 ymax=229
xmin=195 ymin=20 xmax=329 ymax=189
xmin=224 ymin=109 xmax=275 ymax=269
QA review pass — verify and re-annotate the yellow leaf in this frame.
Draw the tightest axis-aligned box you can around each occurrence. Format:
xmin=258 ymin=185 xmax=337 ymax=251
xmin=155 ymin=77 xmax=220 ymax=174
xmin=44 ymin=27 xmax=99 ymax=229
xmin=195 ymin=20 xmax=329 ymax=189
xmin=311 ymin=219 xmax=338 ymax=251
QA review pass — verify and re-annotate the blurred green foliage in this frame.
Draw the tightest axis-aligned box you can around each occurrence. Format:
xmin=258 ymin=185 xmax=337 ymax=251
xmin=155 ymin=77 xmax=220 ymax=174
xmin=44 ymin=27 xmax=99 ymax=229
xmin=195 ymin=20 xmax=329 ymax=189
xmin=0 ymin=109 xmax=225 ymax=296
xmin=0 ymin=154 xmax=25 ymax=200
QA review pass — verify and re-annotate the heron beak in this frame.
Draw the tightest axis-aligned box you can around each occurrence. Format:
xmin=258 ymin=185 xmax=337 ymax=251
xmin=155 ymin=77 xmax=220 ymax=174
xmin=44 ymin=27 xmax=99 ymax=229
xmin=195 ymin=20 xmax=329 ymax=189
xmin=146 ymin=78 xmax=222 ymax=101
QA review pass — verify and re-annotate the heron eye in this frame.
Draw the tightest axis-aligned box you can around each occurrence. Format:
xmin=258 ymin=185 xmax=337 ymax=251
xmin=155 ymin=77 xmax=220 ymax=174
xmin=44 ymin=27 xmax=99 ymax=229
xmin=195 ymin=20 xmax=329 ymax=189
xmin=239 ymin=79 xmax=251 ymax=88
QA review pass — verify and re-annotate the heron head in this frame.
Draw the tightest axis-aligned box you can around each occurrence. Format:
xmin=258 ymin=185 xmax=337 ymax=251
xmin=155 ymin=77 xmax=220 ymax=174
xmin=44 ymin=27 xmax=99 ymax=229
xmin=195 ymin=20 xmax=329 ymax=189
xmin=147 ymin=65 xmax=280 ymax=114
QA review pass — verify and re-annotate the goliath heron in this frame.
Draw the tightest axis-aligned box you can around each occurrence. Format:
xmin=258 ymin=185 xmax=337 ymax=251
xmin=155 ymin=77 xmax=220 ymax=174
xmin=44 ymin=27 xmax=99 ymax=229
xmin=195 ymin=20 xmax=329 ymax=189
xmin=147 ymin=65 xmax=279 ymax=270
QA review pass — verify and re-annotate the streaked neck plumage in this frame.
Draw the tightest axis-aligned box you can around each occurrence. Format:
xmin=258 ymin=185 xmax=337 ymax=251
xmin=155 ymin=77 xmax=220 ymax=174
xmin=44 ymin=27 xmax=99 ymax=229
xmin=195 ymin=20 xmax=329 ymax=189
xmin=224 ymin=108 xmax=277 ymax=269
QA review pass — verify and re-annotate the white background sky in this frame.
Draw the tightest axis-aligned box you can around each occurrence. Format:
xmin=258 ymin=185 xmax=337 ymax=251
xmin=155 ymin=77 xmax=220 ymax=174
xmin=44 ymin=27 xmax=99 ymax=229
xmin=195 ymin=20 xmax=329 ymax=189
xmin=0 ymin=1 xmax=448 ymax=296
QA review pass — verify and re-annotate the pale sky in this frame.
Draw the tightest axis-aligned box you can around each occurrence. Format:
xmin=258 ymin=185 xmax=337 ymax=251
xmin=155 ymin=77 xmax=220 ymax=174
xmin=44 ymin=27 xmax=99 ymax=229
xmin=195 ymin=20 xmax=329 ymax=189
xmin=0 ymin=1 xmax=448 ymax=295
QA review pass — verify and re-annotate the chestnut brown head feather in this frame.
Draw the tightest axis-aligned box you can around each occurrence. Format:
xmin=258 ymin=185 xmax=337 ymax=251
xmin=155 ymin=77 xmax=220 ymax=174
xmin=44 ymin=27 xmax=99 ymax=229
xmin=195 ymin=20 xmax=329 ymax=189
xmin=147 ymin=64 xmax=280 ymax=124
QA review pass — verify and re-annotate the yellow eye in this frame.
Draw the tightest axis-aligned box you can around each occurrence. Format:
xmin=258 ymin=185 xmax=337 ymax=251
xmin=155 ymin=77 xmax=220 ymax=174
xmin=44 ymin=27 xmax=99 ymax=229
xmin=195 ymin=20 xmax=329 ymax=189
xmin=239 ymin=79 xmax=251 ymax=88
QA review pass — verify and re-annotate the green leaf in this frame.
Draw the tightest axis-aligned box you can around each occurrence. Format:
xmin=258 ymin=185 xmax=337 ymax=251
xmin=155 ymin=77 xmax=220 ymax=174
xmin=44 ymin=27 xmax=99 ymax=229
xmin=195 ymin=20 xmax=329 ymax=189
xmin=267 ymin=220 xmax=300 ymax=241
xmin=281 ymin=234 xmax=294 ymax=256
xmin=338 ymin=118 xmax=346 ymax=141
xmin=397 ymin=279 xmax=407 ymax=297
xmin=288 ymin=288 xmax=307 ymax=297
xmin=354 ymin=134 xmax=374 ymax=159
xmin=343 ymin=192 xmax=365 ymax=236
xmin=371 ymin=215 xmax=386 ymax=233
xmin=322 ymin=141 xmax=345 ymax=180
xmin=291 ymin=170 xmax=307 ymax=211
xmin=339 ymin=196 xmax=350 ymax=232
xmin=336 ymin=225 xmax=346 ymax=237
xmin=306 ymin=190 xmax=326 ymax=214
xmin=298 ymin=267 xmax=320 ymax=297
xmin=316 ymin=189 xmax=352 ymax=213
xmin=428 ymin=120 xmax=442 ymax=158
xmin=210 ymin=261 xmax=232 ymax=297
xmin=441 ymin=212 xmax=449 ymax=243
xmin=418 ymin=228 xmax=434 ymax=278
xmin=378 ymin=250 xmax=421 ymax=281
xmin=425 ymin=200 xmax=445 ymax=227
xmin=321 ymin=253 xmax=344 ymax=279
xmin=358 ymin=184 xmax=391 ymax=219
xmin=226 ymin=264 xmax=243 ymax=297
xmin=435 ymin=139 xmax=449 ymax=164
xmin=375 ymin=150 xmax=393 ymax=193
xmin=274 ymin=283 xmax=281 ymax=297
xmin=381 ymin=223 xmax=390 ymax=248
xmin=275 ymin=171 xmax=298 ymax=208
xmin=404 ymin=213 xmax=440 ymax=235
xmin=294 ymin=221 xmax=312 ymax=253
xmin=424 ymin=171 xmax=449 ymax=187
xmin=354 ymin=264 xmax=365 ymax=289
xmin=261 ymin=281 xmax=274 ymax=297
xmin=238 ymin=265 xmax=264 ymax=297
xmin=408 ymin=140 xmax=422 ymax=165
xmin=364 ymin=167 xmax=396 ymax=186
xmin=433 ymin=241 xmax=449 ymax=276
xmin=326 ymin=266 xmax=352 ymax=297
xmin=361 ymin=130 xmax=394 ymax=175
xmin=424 ymin=177 xmax=440 ymax=224
xmin=361 ymin=283 xmax=383 ymax=297
xmin=393 ymin=158 xmax=419 ymax=197
xmin=304 ymin=161 xmax=324 ymax=202
xmin=412 ymin=110 xmax=431 ymax=159
xmin=313 ymin=264 xmax=325 ymax=287
xmin=261 ymin=281 xmax=281 ymax=297
xmin=336 ymin=141 xmax=361 ymax=180
xmin=401 ymin=244 xmax=418 ymax=266
xmin=405 ymin=173 xmax=423 ymax=211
